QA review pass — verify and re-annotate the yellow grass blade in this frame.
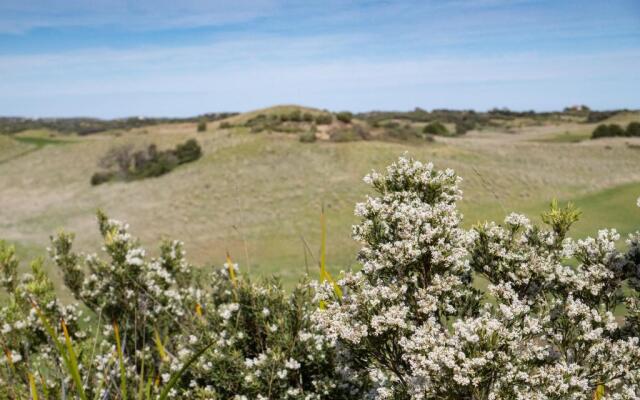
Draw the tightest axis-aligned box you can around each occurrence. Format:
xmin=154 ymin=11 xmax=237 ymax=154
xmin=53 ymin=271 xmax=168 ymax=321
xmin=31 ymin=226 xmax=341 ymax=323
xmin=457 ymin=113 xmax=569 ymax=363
xmin=2 ymin=346 xmax=15 ymax=372
xmin=593 ymin=383 xmax=605 ymax=400
xmin=319 ymin=206 xmax=342 ymax=302
xmin=154 ymin=328 xmax=168 ymax=362
xmin=28 ymin=373 xmax=38 ymax=400
xmin=226 ymin=251 xmax=237 ymax=288
xmin=113 ymin=321 xmax=127 ymax=399
xmin=195 ymin=303 xmax=203 ymax=318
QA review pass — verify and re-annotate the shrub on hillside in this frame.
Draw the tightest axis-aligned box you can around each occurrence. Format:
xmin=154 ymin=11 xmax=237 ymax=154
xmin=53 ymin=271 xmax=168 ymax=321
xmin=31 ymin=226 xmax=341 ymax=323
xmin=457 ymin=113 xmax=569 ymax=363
xmin=289 ymin=110 xmax=303 ymax=122
xmin=219 ymin=121 xmax=233 ymax=129
xmin=91 ymin=139 xmax=202 ymax=184
xmin=197 ymin=119 xmax=207 ymax=132
xmin=592 ymin=123 xmax=626 ymax=139
xmin=335 ymin=112 xmax=353 ymax=124
xmin=455 ymin=119 xmax=475 ymax=135
xmin=382 ymin=122 xmax=423 ymax=141
xmin=303 ymin=112 xmax=314 ymax=122
xmin=626 ymin=122 xmax=640 ymax=137
xmin=315 ymin=114 xmax=333 ymax=125
xmin=423 ymin=121 xmax=449 ymax=135
xmin=329 ymin=124 xmax=370 ymax=142
xmin=90 ymin=170 xmax=115 ymax=186
xmin=175 ymin=138 xmax=203 ymax=164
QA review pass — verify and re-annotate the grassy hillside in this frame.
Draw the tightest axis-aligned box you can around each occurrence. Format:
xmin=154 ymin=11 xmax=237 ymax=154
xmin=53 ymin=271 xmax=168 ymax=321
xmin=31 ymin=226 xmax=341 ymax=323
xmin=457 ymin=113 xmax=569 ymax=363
xmin=1 ymin=107 xmax=639 ymax=294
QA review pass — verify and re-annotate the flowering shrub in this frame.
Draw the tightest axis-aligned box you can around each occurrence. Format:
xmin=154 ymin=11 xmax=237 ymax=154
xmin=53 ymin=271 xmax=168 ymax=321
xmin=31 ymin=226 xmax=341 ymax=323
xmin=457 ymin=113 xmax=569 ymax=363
xmin=1 ymin=212 xmax=366 ymax=399
xmin=1 ymin=155 xmax=640 ymax=399
xmin=314 ymin=155 xmax=640 ymax=399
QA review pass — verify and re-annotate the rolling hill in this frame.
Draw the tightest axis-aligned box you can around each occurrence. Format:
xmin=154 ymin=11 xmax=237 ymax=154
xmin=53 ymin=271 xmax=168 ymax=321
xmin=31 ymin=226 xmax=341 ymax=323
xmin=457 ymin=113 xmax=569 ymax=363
xmin=1 ymin=106 xmax=639 ymax=296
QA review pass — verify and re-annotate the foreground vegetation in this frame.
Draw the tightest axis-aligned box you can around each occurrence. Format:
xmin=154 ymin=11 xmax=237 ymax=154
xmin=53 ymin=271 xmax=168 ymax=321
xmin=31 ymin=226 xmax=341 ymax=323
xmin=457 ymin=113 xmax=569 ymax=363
xmin=1 ymin=156 xmax=640 ymax=399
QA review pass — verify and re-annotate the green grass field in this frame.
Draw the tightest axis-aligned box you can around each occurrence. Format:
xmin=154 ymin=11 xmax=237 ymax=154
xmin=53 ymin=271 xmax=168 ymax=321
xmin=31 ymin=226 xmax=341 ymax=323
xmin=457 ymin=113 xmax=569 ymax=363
xmin=1 ymin=107 xmax=639 ymax=295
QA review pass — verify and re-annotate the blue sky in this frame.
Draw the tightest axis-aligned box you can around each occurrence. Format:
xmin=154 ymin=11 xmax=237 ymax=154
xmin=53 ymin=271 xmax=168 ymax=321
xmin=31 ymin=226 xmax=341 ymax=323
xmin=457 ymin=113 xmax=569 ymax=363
xmin=0 ymin=0 xmax=639 ymax=118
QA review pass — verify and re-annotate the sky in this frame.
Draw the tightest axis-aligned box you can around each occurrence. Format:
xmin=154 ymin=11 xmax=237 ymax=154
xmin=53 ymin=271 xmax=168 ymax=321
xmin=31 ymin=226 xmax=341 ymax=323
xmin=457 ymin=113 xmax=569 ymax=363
xmin=0 ymin=0 xmax=639 ymax=118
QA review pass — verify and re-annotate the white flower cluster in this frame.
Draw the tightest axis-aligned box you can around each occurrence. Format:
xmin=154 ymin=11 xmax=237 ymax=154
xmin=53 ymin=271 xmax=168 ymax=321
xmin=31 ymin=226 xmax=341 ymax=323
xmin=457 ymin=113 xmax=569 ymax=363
xmin=315 ymin=155 xmax=640 ymax=399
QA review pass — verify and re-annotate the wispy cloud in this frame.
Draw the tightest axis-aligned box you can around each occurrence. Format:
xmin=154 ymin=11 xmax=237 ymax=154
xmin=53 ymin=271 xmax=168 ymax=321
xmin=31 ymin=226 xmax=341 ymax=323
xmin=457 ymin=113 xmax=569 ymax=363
xmin=0 ymin=0 xmax=638 ymax=116
xmin=0 ymin=0 xmax=279 ymax=33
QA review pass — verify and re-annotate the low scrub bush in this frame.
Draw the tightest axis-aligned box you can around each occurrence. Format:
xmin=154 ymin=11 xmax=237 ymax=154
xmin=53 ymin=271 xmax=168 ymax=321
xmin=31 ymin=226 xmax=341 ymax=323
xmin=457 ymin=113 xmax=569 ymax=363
xmin=382 ymin=122 xmax=424 ymax=141
xmin=197 ymin=119 xmax=207 ymax=132
xmin=315 ymin=114 xmax=333 ymax=125
xmin=335 ymin=112 xmax=353 ymax=124
xmin=329 ymin=125 xmax=370 ymax=142
xmin=423 ymin=121 xmax=448 ymax=135
xmin=626 ymin=122 xmax=640 ymax=137
xmin=592 ymin=123 xmax=626 ymax=139
xmin=455 ymin=119 xmax=475 ymax=135
xmin=3 ymin=155 xmax=640 ymax=399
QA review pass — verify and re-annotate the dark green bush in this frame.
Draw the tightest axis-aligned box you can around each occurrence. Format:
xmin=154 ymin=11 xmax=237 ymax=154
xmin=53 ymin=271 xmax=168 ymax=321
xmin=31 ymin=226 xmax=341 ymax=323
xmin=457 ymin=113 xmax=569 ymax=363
xmin=455 ymin=120 xmax=475 ymax=135
xmin=592 ymin=123 xmax=626 ymax=139
xmin=315 ymin=114 xmax=333 ymax=125
xmin=303 ymin=112 xmax=314 ymax=122
xmin=383 ymin=123 xmax=421 ymax=141
xmin=92 ymin=139 xmax=202 ymax=184
xmin=423 ymin=121 xmax=449 ymax=135
xmin=329 ymin=125 xmax=370 ymax=142
xmin=219 ymin=121 xmax=233 ymax=129
xmin=289 ymin=110 xmax=302 ymax=122
xmin=197 ymin=119 xmax=207 ymax=132
xmin=174 ymin=139 xmax=203 ymax=164
xmin=335 ymin=111 xmax=353 ymax=123
xmin=627 ymin=122 xmax=640 ymax=137
xmin=90 ymin=171 xmax=115 ymax=186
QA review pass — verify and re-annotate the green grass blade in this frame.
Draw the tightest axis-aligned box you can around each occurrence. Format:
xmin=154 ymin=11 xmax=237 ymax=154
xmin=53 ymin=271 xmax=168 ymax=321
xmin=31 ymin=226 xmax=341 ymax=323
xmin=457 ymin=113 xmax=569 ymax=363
xmin=62 ymin=320 xmax=88 ymax=400
xmin=157 ymin=341 xmax=216 ymax=400
xmin=34 ymin=303 xmax=88 ymax=400
xmin=113 ymin=321 xmax=127 ymax=400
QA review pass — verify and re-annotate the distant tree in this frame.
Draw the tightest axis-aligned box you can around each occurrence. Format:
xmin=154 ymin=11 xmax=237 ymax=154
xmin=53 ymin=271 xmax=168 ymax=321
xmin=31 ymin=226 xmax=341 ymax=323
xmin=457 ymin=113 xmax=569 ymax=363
xmin=336 ymin=112 xmax=353 ymax=123
xmin=197 ymin=119 xmax=207 ymax=132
